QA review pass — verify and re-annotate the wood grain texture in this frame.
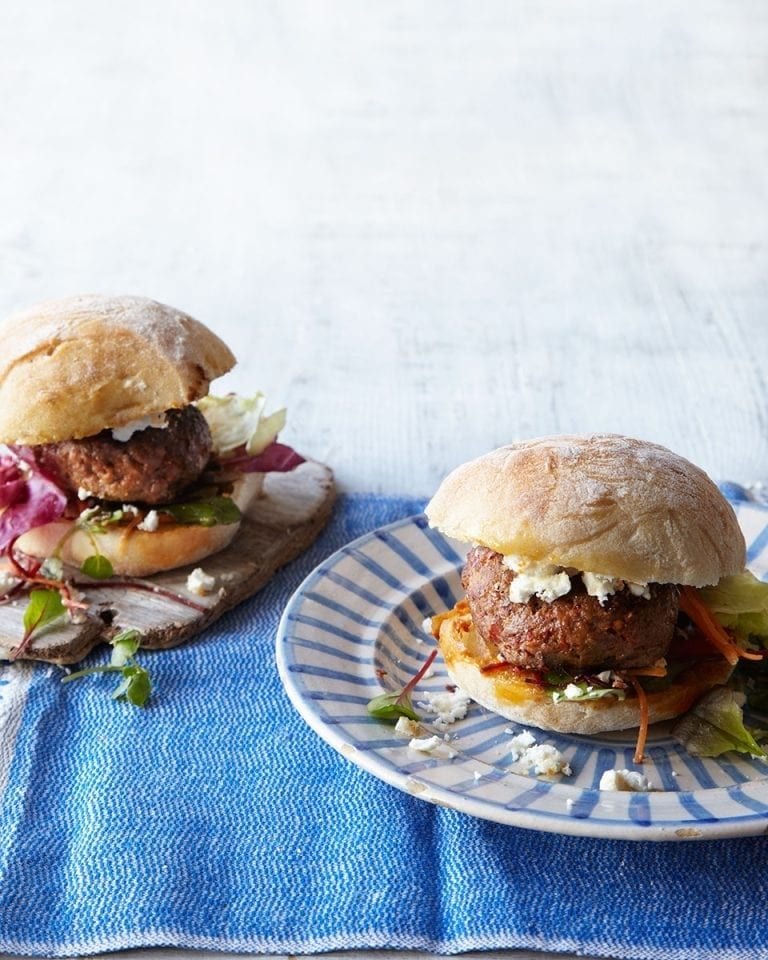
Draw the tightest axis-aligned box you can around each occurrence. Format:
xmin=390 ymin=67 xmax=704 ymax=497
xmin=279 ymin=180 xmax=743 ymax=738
xmin=0 ymin=462 xmax=334 ymax=663
xmin=0 ymin=3 xmax=765 ymax=959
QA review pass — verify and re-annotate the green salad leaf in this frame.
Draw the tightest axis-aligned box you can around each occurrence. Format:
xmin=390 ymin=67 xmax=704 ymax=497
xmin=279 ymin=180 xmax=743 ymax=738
xmin=197 ymin=393 xmax=286 ymax=456
xmin=62 ymin=628 xmax=152 ymax=707
xmin=672 ymin=687 xmax=767 ymax=759
xmin=23 ymin=588 xmax=66 ymax=637
xmin=544 ymin=672 xmax=626 ymax=703
xmin=700 ymin=572 xmax=768 ymax=641
xmin=110 ymin=628 xmax=142 ymax=666
xmin=550 ymin=681 xmax=626 ymax=704
xmin=111 ymin=664 xmax=151 ymax=707
xmin=162 ymin=496 xmax=241 ymax=527
xmin=367 ymin=692 xmax=420 ymax=722
xmin=80 ymin=554 xmax=115 ymax=580
xmin=366 ymin=649 xmax=438 ymax=724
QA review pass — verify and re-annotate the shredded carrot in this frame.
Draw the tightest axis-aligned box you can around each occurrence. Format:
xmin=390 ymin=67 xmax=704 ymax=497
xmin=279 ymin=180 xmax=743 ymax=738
xmin=119 ymin=512 xmax=144 ymax=544
xmin=679 ymin=586 xmax=763 ymax=664
xmin=628 ymin=676 xmax=649 ymax=764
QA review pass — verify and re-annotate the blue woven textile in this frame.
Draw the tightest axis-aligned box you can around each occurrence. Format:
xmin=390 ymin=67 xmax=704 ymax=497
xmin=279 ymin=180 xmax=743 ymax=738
xmin=1 ymin=492 xmax=767 ymax=959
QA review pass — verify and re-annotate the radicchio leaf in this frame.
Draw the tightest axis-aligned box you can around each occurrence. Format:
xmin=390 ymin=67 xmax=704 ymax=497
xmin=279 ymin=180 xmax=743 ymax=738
xmin=224 ymin=441 xmax=305 ymax=474
xmin=0 ymin=446 xmax=67 ymax=553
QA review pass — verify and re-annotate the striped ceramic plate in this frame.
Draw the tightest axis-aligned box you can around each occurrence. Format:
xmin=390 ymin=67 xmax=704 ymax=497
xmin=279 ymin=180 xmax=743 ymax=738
xmin=276 ymin=491 xmax=768 ymax=840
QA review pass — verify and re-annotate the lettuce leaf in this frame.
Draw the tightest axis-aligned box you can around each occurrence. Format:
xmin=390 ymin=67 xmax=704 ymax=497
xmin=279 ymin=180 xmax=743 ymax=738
xmin=196 ymin=394 xmax=287 ymax=457
xmin=699 ymin=572 xmax=768 ymax=641
xmin=549 ymin=678 xmax=626 ymax=704
xmin=672 ymin=687 xmax=767 ymax=759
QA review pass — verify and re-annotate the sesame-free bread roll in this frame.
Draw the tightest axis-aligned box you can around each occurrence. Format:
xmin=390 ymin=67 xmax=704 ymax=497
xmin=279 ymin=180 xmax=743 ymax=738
xmin=425 ymin=434 xmax=745 ymax=587
xmin=0 ymin=294 xmax=235 ymax=445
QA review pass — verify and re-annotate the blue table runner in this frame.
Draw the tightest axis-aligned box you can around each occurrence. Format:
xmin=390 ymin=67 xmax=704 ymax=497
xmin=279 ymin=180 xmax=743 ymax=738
xmin=0 ymin=492 xmax=766 ymax=959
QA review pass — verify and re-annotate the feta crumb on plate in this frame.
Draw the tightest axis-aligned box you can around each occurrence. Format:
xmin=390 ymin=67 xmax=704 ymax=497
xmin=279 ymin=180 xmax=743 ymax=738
xmin=394 ymin=717 xmax=421 ymax=739
xmin=512 ymin=743 xmax=572 ymax=777
xmin=507 ymin=730 xmax=572 ymax=777
xmin=416 ymin=689 xmax=471 ymax=729
xmin=186 ymin=567 xmax=217 ymax=596
xmin=599 ymin=769 xmax=655 ymax=792
xmin=507 ymin=730 xmax=536 ymax=754
xmin=408 ymin=735 xmax=457 ymax=759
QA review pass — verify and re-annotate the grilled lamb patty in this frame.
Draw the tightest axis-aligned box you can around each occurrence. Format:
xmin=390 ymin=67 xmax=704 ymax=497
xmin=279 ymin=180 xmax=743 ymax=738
xmin=462 ymin=545 xmax=679 ymax=674
xmin=35 ymin=405 xmax=212 ymax=506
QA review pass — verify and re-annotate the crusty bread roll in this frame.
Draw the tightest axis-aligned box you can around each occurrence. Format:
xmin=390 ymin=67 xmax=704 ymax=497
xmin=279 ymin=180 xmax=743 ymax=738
xmin=425 ymin=434 xmax=745 ymax=587
xmin=0 ymin=294 xmax=235 ymax=445
xmin=438 ymin=609 xmax=734 ymax=735
xmin=15 ymin=474 xmax=264 ymax=579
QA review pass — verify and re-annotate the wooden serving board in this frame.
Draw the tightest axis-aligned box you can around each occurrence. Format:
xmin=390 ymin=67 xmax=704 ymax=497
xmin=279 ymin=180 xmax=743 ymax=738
xmin=0 ymin=461 xmax=335 ymax=664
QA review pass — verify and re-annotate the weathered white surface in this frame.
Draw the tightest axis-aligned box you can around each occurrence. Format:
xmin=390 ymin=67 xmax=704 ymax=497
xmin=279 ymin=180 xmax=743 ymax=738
xmin=0 ymin=2 xmax=766 ymax=958
xmin=2 ymin=1 xmax=767 ymax=497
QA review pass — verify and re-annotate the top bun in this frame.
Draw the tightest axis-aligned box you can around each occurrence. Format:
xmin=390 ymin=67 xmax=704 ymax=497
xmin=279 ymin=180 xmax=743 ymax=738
xmin=425 ymin=434 xmax=745 ymax=587
xmin=0 ymin=294 xmax=235 ymax=444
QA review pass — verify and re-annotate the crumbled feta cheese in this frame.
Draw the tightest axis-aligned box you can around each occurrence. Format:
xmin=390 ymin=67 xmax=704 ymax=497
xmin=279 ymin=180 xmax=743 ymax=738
xmin=513 ymin=743 xmax=572 ymax=777
xmin=416 ymin=689 xmax=471 ymax=729
xmin=563 ymin=683 xmax=585 ymax=700
xmin=507 ymin=730 xmax=572 ymax=777
xmin=582 ymin=573 xmax=651 ymax=604
xmin=110 ymin=412 xmax=168 ymax=442
xmin=421 ymin=617 xmax=433 ymax=634
xmin=394 ymin=717 xmax=421 ymax=739
xmin=39 ymin=557 xmax=63 ymax=581
xmin=77 ymin=487 xmax=95 ymax=501
xmin=502 ymin=555 xmax=649 ymax=605
xmin=581 ymin=572 xmax=621 ymax=605
xmin=121 ymin=504 xmax=140 ymax=517
xmin=599 ymin=769 xmax=655 ymax=792
xmin=503 ymin=555 xmax=571 ymax=604
xmin=626 ymin=582 xmax=652 ymax=600
xmin=408 ymin=735 xmax=456 ymax=759
xmin=507 ymin=730 xmax=536 ymax=755
xmin=137 ymin=510 xmax=160 ymax=532
xmin=0 ymin=570 xmax=21 ymax=597
xmin=187 ymin=568 xmax=217 ymax=596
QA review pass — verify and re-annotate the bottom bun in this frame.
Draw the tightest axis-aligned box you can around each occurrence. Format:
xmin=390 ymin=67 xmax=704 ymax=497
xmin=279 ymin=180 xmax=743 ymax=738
xmin=437 ymin=609 xmax=735 ymax=735
xmin=16 ymin=472 xmax=264 ymax=578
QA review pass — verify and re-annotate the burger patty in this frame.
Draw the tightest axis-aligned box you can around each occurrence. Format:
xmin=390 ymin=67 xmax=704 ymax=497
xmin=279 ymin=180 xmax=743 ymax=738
xmin=462 ymin=546 xmax=679 ymax=674
xmin=35 ymin=405 xmax=213 ymax=506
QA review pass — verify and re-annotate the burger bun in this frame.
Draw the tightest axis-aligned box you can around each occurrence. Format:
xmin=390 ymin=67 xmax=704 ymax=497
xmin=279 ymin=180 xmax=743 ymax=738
xmin=425 ymin=433 xmax=746 ymax=587
xmin=15 ymin=473 xmax=265 ymax=579
xmin=0 ymin=294 xmax=236 ymax=445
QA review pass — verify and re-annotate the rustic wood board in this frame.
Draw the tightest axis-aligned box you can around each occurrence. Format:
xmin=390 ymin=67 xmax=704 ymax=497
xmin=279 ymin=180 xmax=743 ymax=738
xmin=0 ymin=461 xmax=335 ymax=664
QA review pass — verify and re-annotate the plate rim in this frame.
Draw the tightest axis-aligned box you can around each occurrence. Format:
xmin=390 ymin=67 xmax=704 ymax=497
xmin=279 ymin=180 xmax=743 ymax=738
xmin=276 ymin=512 xmax=768 ymax=841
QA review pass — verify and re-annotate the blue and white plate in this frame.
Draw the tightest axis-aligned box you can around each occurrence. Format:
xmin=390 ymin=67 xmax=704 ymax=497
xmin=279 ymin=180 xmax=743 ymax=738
xmin=276 ymin=495 xmax=768 ymax=841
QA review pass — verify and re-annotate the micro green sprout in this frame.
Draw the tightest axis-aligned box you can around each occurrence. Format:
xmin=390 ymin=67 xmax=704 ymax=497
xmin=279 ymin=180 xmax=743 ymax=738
xmin=61 ymin=629 xmax=152 ymax=707
xmin=367 ymin=648 xmax=438 ymax=722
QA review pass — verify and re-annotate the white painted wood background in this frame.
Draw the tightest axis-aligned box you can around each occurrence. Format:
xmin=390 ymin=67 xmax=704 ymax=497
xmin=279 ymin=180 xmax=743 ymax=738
xmin=1 ymin=2 xmax=766 ymax=958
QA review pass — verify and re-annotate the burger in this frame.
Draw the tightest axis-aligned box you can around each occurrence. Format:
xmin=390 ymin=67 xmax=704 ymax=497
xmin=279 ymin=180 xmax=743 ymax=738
xmin=425 ymin=434 xmax=759 ymax=759
xmin=0 ymin=294 xmax=301 ymax=580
